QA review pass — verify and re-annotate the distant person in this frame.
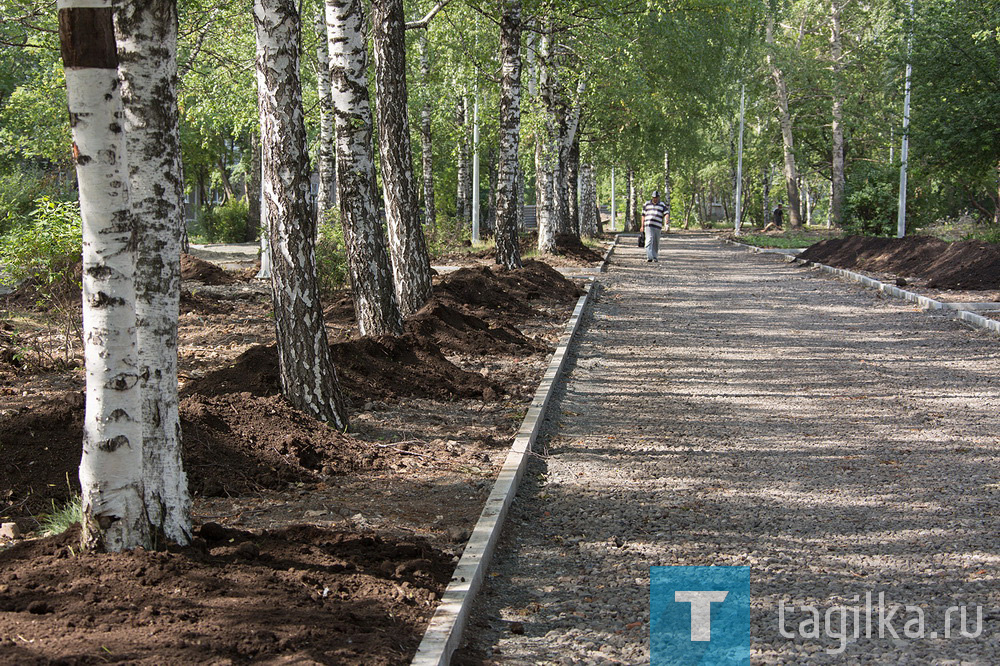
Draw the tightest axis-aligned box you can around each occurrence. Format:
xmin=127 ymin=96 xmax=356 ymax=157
xmin=772 ymin=203 xmax=784 ymax=229
xmin=642 ymin=190 xmax=669 ymax=263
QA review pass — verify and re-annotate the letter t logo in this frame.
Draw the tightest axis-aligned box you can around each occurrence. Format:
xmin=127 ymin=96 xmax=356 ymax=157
xmin=674 ymin=590 xmax=729 ymax=641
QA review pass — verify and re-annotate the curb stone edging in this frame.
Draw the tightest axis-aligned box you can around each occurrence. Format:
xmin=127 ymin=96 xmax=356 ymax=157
xmin=411 ymin=273 xmax=601 ymax=665
xmin=721 ymin=238 xmax=1000 ymax=336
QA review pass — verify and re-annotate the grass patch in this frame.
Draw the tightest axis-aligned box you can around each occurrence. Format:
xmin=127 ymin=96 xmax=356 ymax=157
xmin=735 ymin=233 xmax=830 ymax=249
xmin=40 ymin=495 xmax=82 ymax=536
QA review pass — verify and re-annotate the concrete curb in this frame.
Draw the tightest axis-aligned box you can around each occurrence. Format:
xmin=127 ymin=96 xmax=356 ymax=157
xmin=722 ymin=238 xmax=1000 ymax=336
xmin=411 ymin=282 xmax=596 ymax=666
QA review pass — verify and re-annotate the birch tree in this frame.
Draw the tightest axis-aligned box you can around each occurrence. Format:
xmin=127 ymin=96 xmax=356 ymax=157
xmin=255 ymin=0 xmax=348 ymax=428
xmin=115 ymin=0 xmax=191 ymax=545
xmin=59 ymin=0 xmax=149 ymax=552
xmin=766 ymin=12 xmax=803 ymax=228
xmin=829 ymin=0 xmax=845 ymax=228
xmin=495 ymin=0 xmax=523 ymax=269
xmin=315 ymin=9 xmax=336 ymax=226
xmin=580 ymin=163 xmax=598 ymax=237
xmin=325 ymin=0 xmax=403 ymax=336
xmin=418 ymin=32 xmax=435 ymax=228
xmin=372 ymin=0 xmax=434 ymax=315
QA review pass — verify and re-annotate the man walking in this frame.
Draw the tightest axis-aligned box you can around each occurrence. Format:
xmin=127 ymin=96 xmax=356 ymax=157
xmin=642 ymin=190 xmax=669 ymax=262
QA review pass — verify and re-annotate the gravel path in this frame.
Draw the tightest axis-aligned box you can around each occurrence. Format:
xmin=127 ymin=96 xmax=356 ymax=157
xmin=456 ymin=233 xmax=1000 ymax=665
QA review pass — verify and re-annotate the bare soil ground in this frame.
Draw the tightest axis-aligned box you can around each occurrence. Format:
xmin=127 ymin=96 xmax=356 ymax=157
xmin=0 ymin=243 xmax=601 ymax=665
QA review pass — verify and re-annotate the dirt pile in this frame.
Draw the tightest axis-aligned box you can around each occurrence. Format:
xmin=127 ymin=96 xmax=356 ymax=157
xmin=404 ymin=301 xmax=548 ymax=356
xmin=0 ymin=390 xmax=380 ymax=515
xmin=799 ymin=235 xmax=1000 ymax=290
xmin=180 ymin=252 xmax=237 ymax=285
xmin=183 ymin=334 xmax=500 ymax=408
xmin=551 ymin=233 xmax=605 ymax=263
xmin=0 ymin=524 xmax=451 ymax=665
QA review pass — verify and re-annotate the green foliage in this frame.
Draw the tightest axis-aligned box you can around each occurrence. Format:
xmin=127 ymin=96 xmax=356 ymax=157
xmin=0 ymin=61 xmax=71 ymax=167
xmin=0 ymin=197 xmax=82 ymax=290
xmin=964 ymin=226 xmax=1000 ymax=245
xmin=844 ymin=163 xmax=899 ymax=236
xmin=40 ymin=495 xmax=83 ymax=537
xmin=197 ymin=199 xmax=249 ymax=243
xmin=425 ymin=213 xmax=471 ymax=259
xmin=0 ymin=170 xmax=74 ymax=235
xmin=315 ymin=212 xmax=349 ymax=295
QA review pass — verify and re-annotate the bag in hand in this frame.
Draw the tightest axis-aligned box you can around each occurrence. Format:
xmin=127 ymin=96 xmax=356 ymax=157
xmin=637 ymin=232 xmax=645 ymax=247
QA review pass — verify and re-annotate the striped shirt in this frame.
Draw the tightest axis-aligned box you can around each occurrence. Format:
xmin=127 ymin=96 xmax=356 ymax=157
xmin=643 ymin=200 xmax=669 ymax=229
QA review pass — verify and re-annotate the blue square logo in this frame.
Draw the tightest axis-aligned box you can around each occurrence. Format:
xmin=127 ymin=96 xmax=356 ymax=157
xmin=651 ymin=566 xmax=751 ymax=665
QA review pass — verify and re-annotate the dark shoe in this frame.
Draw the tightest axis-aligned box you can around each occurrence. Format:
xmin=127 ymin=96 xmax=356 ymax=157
xmin=646 ymin=258 xmax=653 ymax=262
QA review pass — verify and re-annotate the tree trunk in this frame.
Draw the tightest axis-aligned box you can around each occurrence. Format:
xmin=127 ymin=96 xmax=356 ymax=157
xmin=325 ymin=0 xmax=403 ymax=336
xmin=245 ymin=132 xmax=261 ymax=241
xmin=315 ymin=9 xmax=336 ymax=227
xmin=829 ymin=0 xmax=845 ymax=228
xmin=566 ymin=123 xmax=580 ymax=236
xmin=372 ymin=0 xmax=434 ymax=316
xmin=766 ymin=14 xmax=803 ymax=228
xmin=60 ymin=0 xmax=149 ymax=552
xmin=626 ymin=166 xmax=636 ymax=232
xmin=255 ymin=0 xmax=348 ymax=428
xmin=535 ymin=28 xmax=559 ymax=254
xmin=580 ymin=163 xmax=598 ymax=237
xmin=418 ymin=32 xmax=435 ymax=228
xmin=495 ymin=0 xmax=523 ymax=269
xmin=115 ymin=0 xmax=191 ymax=546
xmin=456 ymin=96 xmax=469 ymax=221
xmin=663 ymin=149 xmax=671 ymax=228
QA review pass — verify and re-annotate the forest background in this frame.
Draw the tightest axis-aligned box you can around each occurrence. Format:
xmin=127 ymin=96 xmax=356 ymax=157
xmin=2 ymin=0 xmax=998 ymax=263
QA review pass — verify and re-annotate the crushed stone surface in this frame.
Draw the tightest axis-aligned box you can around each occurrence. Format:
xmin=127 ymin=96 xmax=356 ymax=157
xmin=458 ymin=233 xmax=1000 ymax=665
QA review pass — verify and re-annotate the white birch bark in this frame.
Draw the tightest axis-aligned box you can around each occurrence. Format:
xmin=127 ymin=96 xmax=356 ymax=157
xmin=580 ymin=163 xmax=598 ymax=237
xmin=372 ymin=0 xmax=434 ymax=315
xmin=495 ymin=0 xmax=523 ymax=269
xmin=830 ymin=0 xmax=845 ymax=228
xmin=535 ymin=29 xmax=558 ymax=254
xmin=255 ymin=0 xmax=348 ymax=428
xmin=418 ymin=32 xmax=435 ymax=228
xmin=60 ymin=0 xmax=149 ymax=552
xmin=456 ymin=95 xmax=469 ymax=222
xmin=115 ymin=0 xmax=191 ymax=545
xmin=325 ymin=0 xmax=402 ymax=336
xmin=663 ymin=149 xmax=671 ymax=228
xmin=766 ymin=14 xmax=803 ymax=228
xmin=315 ymin=9 xmax=336 ymax=226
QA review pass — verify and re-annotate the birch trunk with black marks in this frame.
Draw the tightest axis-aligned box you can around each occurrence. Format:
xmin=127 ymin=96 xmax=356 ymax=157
xmin=495 ymin=0 xmax=522 ymax=269
xmin=456 ymin=96 xmax=469 ymax=222
xmin=829 ymin=0 xmax=845 ymax=228
xmin=325 ymin=0 xmax=402 ymax=336
xmin=115 ymin=0 xmax=191 ymax=545
xmin=60 ymin=0 xmax=149 ymax=552
xmin=535 ymin=29 xmax=559 ymax=254
xmin=315 ymin=9 xmax=336 ymax=226
xmin=626 ymin=166 xmax=636 ymax=232
xmin=418 ymin=32 xmax=435 ymax=228
xmin=580 ymin=163 xmax=598 ymax=237
xmin=663 ymin=149 xmax=671 ymax=227
xmin=766 ymin=14 xmax=802 ymax=228
xmin=372 ymin=0 xmax=433 ymax=315
xmin=255 ymin=0 xmax=348 ymax=428
xmin=246 ymin=131 xmax=261 ymax=241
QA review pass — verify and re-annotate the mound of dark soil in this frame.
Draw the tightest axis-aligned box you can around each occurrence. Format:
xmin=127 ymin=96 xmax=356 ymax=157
xmin=0 ymin=389 xmax=383 ymax=517
xmin=0 ymin=391 xmax=85 ymax=520
xmin=799 ymin=235 xmax=1000 ymax=290
xmin=184 ymin=335 xmax=499 ymax=407
xmin=181 ymin=253 xmax=236 ymax=285
xmin=403 ymin=300 xmax=549 ymax=356
xmin=180 ymin=288 xmax=237 ymax=315
xmin=0 ymin=524 xmax=451 ymax=665
xmin=1 ymin=263 xmax=82 ymax=312
xmin=551 ymin=233 xmax=604 ymax=263
xmin=181 ymin=392 xmax=378 ymax=497
xmin=434 ymin=266 xmax=541 ymax=321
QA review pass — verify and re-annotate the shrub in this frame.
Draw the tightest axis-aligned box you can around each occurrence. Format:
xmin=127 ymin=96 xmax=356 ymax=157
xmin=199 ymin=198 xmax=248 ymax=243
xmin=0 ymin=196 xmax=82 ymax=292
xmin=844 ymin=163 xmax=899 ymax=236
xmin=315 ymin=211 xmax=349 ymax=295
